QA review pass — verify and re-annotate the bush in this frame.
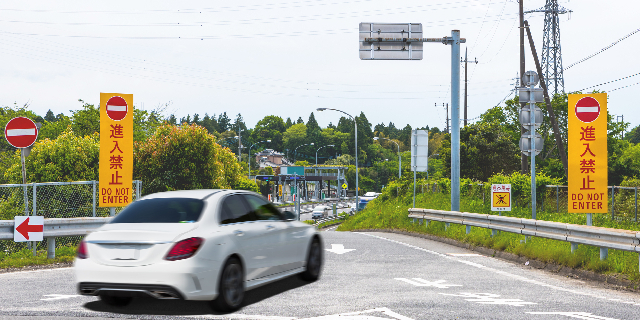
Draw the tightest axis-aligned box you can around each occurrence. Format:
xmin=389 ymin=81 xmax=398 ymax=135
xmin=134 ymin=124 xmax=258 ymax=194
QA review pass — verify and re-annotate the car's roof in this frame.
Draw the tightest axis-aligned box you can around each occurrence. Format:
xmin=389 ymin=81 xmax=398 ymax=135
xmin=140 ymin=189 xmax=253 ymax=200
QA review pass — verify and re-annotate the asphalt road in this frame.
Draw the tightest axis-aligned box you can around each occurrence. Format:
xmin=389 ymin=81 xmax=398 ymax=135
xmin=1 ymin=229 xmax=639 ymax=319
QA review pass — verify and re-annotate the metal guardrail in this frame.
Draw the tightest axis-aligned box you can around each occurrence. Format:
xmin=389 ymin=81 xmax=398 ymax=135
xmin=0 ymin=217 xmax=111 ymax=259
xmin=314 ymin=210 xmax=356 ymax=227
xmin=408 ymin=208 xmax=640 ymax=271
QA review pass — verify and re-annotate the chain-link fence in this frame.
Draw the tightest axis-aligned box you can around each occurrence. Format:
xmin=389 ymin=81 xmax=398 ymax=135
xmin=0 ymin=180 xmax=142 ymax=256
xmin=415 ymin=182 xmax=638 ymax=223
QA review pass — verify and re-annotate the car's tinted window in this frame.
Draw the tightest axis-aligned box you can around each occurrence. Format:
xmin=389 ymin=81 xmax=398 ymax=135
xmin=220 ymin=194 xmax=256 ymax=225
xmin=110 ymin=198 xmax=204 ymax=223
xmin=244 ymin=195 xmax=282 ymax=221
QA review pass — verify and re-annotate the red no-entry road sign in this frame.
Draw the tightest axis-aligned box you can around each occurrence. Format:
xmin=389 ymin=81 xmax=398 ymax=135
xmin=575 ymin=96 xmax=601 ymax=123
xmin=4 ymin=117 xmax=38 ymax=148
xmin=105 ymin=96 xmax=128 ymax=121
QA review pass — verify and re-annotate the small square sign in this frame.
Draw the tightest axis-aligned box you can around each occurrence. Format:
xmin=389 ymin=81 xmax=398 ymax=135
xmin=491 ymin=184 xmax=511 ymax=212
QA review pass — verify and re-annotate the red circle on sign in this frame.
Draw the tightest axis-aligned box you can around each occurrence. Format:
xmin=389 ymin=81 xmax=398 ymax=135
xmin=105 ymin=96 xmax=128 ymax=121
xmin=575 ymin=97 xmax=600 ymax=123
xmin=4 ymin=117 xmax=38 ymax=148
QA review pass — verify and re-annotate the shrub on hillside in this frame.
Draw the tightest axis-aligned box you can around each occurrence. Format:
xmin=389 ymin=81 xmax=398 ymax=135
xmin=134 ymin=124 xmax=258 ymax=195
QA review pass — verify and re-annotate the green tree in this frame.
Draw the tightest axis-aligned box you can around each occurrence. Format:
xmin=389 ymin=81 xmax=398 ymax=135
xmin=44 ymin=110 xmax=56 ymax=122
xmin=71 ymin=101 xmax=100 ymax=137
xmin=218 ymin=112 xmax=231 ymax=132
xmin=253 ymin=115 xmax=286 ymax=152
xmin=3 ymin=128 xmax=99 ymax=184
xmin=283 ymin=123 xmax=307 ymax=154
xmin=440 ymin=122 xmax=520 ymax=181
xmin=134 ymin=124 xmax=258 ymax=194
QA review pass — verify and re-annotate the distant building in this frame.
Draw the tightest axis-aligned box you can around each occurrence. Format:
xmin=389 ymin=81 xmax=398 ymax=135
xmin=255 ymin=149 xmax=293 ymax=168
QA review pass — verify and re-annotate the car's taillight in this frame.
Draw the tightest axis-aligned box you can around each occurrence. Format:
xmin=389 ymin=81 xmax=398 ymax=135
xmin=77 ymin=240 xmax=88 ymax=259
xmin=165 ymin=237 xmax=204 ymax=261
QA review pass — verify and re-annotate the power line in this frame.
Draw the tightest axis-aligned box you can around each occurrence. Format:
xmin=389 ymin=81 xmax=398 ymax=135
xmin=576 ymin=72 xmax=640 ymax=92
xmin=564 ymin=27 xmax=640 ymax=71
xmin=610 ymin=81 xmax=640 ymax=92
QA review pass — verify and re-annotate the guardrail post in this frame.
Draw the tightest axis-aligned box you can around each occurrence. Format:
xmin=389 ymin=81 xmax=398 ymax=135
xmin=600 ymin=248 xmax=608 ymax=260
xmin=445 ymin=222 xmax=449 ymax=230
xmin=419 ymin=218 xmax=423 ymax=226
xmin=412 ymin=218 xmax=416 ymax=223
xmin=587 ymin=213 xmax=592 ymax=226
xmin=491 ymin=229 xmax=497 ymax=237
xmin=47 ymin=237 xmax=55 ymax=259
xmin=110 ymin=207 xmax=115 ymax=217
xmin=424 ymin=219 xmax=429 ymax=227
xmin=570 ymin=243 xmax=578 ymax=253
xmin=466 ymin=225 xmax=471 ymax=234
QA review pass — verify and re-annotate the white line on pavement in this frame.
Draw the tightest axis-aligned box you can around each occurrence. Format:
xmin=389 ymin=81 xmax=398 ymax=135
xmin=355 ymin=232 xmax=640 ymax=306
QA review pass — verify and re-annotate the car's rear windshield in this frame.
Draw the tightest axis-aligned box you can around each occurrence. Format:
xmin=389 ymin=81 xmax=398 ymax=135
xmin=110 ymin=198 xmax=205 ymax=223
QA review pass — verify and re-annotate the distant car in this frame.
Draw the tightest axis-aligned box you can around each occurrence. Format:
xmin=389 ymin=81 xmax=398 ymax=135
xmin=311 ymin=206 xmax=330 ymax=219
xmin=75 ymin=189 xmax=323 ymax=312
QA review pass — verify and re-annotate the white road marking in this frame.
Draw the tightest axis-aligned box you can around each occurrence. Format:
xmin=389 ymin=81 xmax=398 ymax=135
xmin=356 ymin=232 xmax=640 ymax=306
xmin=447 ymin=253 xmax=483 ymax=257
xmin=439 ymin=292 xmax=536 ymax=306
xmin=395 ymin=278 xmax=462 ymax=288
xmin=40 ymin=294 xmax=82 ymax=301
xmin=325 ymin=244 xmax=355 ymax=254
xmin=526 ymin=312 xmax=619 ymax=320
xmin=184 ymin=307 xmax=413 ymax=320
xmin=0 ymin=267 xmax=73 ymax=276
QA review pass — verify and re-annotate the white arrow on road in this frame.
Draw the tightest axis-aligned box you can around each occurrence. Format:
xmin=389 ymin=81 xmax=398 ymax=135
xmin=325 ymin=244 xmax=355 ymax=254
xmin=395 ymin=278 xmax=462 ymax=288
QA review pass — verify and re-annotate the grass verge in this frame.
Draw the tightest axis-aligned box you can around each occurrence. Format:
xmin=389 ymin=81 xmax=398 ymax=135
xmin=337 ymin=191 xmax=640 ymax=284
xmin=0 ymin=246 xmax=76 ymax=270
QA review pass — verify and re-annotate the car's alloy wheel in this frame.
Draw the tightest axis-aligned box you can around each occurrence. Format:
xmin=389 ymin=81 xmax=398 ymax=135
xmin=99 ymin=293 xmax=133 ymax=307
xmin=211 ymin=257 xmax=244 ymax=312
xmin=300 ymin=238 xmax=322 ymax=281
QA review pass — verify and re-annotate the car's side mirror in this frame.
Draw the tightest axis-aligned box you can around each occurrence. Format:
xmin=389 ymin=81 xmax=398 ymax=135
xmin=283 ymin=210 xmax=297 ymax=221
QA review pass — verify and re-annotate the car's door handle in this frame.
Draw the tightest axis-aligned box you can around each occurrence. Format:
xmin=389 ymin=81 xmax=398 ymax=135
xmin=266 ymin=225 xmax=276 ymax=230
xmin=233 ymin=230 xmax=244 ymax=236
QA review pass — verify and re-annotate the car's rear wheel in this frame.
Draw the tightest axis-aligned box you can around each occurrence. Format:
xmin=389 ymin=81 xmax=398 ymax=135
xmin=299 ymin=237 xmax=322 ymax=281
xmin=211 ymin=257 xmax=244 ymax=312
xmin=99 ymin=293 xmax=132 ymax=307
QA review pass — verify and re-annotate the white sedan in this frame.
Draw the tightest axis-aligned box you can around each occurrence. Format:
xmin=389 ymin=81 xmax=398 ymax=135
xmin=75 ymin=189 xmax=323 ymax=312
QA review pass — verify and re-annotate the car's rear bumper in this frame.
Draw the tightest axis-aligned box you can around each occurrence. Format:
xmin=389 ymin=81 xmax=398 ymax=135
xmin=74 ymin=258 xmax=219 ymax=301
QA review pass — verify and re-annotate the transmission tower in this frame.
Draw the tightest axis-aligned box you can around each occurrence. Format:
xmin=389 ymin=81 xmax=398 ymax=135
xmin=526 ymin=0 xmax=571 ymax=96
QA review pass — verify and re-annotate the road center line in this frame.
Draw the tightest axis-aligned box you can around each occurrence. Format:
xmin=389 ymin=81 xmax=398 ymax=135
xmin=354 ymin=232 xmax=640 ymax=305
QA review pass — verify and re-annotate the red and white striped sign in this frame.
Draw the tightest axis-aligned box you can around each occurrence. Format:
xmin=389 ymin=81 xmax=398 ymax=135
xmin=574 ymin=96 xmax=600 ymax=123
xmin=4 ymin=117 xmax=38 ymax=148
xmin=105 ymin=96 xmax=128 ymax=121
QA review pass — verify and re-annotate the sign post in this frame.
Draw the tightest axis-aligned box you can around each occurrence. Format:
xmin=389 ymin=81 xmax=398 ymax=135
xmin=360 ymin=23 xmax=465 ymax=212
xmin=99 ymin=93 xmax=134 ymax=214
xmin=568 ymin=94 xmax=608 ymax=225
xmin=5 ymin=116 xmax=40 ymax=254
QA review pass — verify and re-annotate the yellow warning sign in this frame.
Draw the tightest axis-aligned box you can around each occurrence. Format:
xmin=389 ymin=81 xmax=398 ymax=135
xmin=342 ymin=183 xmax=347 ymax=189
xmin=491 ymin=184 xmax=511 ymax=212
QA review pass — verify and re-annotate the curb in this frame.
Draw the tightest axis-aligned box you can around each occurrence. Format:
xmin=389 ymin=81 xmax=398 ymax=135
xmin=349 ymin=228 xmax=640 ymax=293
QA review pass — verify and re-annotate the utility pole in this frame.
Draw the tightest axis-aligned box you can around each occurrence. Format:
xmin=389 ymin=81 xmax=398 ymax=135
xmin=617 ymin=115 xmax=625 ymax=139
xmin=434 ymin=103 xmax=449 ymax=133
xmin=520 ymin=0 xmax=528 ymax=174
xmin=461 ymin=48 xmax=477 ymax=127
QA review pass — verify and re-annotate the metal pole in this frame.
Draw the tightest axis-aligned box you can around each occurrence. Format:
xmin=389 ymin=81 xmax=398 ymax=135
xmin=92 ymin=180 xmax=96 ymax=217
xmin=413 ymin=169 xmax=416 ymax=208
xmin=635 ymin=186 xmax=638 ymax=222
xmin=355 ymin=118 xmax=359 ymax=211
xmin=464 ymin=47 xmax=468 ymax=127
xmin=450 ymin=30 xmax=461 ymax=212
xmin=21 ymin=149 xmax=28 ymax=216
xmin=611 ymin=186 xmax=615 ymax=220
xmin=529 ymin=77 xmax=536 ymax=220
xmin=397 ymin=142 xmax=401 ymax=179
xmin=556 ymin=185 xmax=559 ymax=213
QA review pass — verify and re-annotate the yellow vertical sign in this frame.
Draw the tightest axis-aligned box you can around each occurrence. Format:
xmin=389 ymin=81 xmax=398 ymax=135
xmin=99 ymin=93 xmax=133 ymax=207
xmin=568 ymin=93 xmax=607 ymax=213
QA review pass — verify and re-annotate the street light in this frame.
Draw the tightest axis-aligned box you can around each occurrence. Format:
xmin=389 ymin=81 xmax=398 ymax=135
xmin=317 ymin=107 xmax=359 ymax=211
xmin=218 ymin=135 xmax=238 ymax=147
xmin=315 ymin=144 xmax=335 ymax=167
xmin=294 ymin=143 xmax=314 ymax=163
xmin=248 ymin=140 xmax=271 ymax=179
xmin=374 ymin=137 xmax=401 ymax=179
